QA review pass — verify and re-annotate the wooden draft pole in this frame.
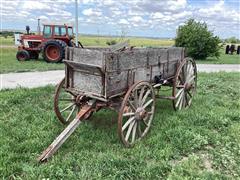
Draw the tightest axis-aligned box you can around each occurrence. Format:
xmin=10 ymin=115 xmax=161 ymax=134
xmin=37 ymin=102 xmax=95 ymax=162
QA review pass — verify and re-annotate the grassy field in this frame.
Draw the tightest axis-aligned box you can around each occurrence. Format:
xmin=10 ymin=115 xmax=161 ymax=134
xmin=0 ymin=72 xmax=239 ymax=179
xmin=0 ymin=47 xmax=64 ymax=73
xmin=0 ymin=36 xmax=239 ymax=74
xmin=79 ymin=35 xmax=174 ymax=47
xmin=0 ymin=35 xmax=174 ymax=47
xmin=196 ymin=50 xmax=240 ymax=64
xmin=0 ymin=36 xmax=14 ymax=46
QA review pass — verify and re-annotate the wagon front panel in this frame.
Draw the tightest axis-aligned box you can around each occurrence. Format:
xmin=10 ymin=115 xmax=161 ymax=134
xmin=64 ymin=48 xmax=106 ymax=99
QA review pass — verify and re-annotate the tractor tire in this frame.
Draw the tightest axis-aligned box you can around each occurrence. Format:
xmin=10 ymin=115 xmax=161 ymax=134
xmin=16 ymin=50 xmax=30 ymax=61
xmin=43 ymin=40 xmax=66 ymax=63
xmin=29 ymin=51 xmax=39 ymax=59
xmin=225 ymin=45 xmax=229 ymax=54
xmin=237 ymin=46 xmax=240 ymax=55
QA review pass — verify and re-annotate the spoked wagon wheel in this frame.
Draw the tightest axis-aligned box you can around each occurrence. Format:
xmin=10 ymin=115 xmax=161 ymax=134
xmin=118 ymin=81 xmax=156 ymax=147
xmin=172 ymin=58 xmax=197 ymax=110
xmin=54 ymin=78 xmax=78 ymax=125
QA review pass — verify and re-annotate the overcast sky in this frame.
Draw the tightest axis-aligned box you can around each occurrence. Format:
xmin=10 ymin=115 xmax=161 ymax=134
xmin=1 ymin=0 xmax=240 ymax=38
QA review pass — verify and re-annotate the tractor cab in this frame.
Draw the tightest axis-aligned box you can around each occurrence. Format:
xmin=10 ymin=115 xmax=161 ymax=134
xmin=43 ymin=24 xmax=74 ymax=43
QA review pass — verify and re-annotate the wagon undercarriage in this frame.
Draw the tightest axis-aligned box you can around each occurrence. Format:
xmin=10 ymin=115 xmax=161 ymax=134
xmin=38 ymin=45 xmax=197 ymax=162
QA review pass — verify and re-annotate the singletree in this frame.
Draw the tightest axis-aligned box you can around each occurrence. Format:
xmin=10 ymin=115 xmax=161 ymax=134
xmin=175 ymin=19 xmax=221 ymax=60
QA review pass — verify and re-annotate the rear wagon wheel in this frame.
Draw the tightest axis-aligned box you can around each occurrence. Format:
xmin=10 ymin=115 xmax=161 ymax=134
xmin=172 ymin=58 xmax=197 ymax=110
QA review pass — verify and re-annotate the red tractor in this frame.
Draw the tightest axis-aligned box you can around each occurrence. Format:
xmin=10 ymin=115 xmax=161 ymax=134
xmin=16 ymin=24 xmax=83 ymax=63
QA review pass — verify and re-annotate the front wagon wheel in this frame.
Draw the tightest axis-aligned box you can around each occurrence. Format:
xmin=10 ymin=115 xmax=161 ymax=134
xmin=54 ymin=78 xmax=78 ymax=125
xmin=118 ymin=81 xmax=156 ymax=147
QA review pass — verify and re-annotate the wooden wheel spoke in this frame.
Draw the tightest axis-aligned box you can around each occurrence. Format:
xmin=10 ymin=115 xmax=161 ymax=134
xmin=138 ymin=86 xmax=145 ymax=106
xmin=123 ymin=112 xmax=135 ymax=117
xmin=175 ymin=88 xmax=184 ymax=98
xmin=142 ymin=119 xmax=149 ymax=127
xmin=187 ymin=90 xmax=193 ymax=97
xmin=175 ymin=90 xmax=184 ymax=108
xmin=65 ymin=105 xmax=76 ymax=122
xmin=125 ymin=121 xmax=135 ymax=142
xmin=142 ymin=99 xmax=153 ymax=109
xmin=60 ymin=103 xmax=75 ymax=113
xmin=134 ymin=90 xmax=139 ymax=107
xmin=128 ymin=100 xmax=136 ymax=111
xmin=187 ymin=75 xmax=195 ymax=84
xmin=122 ymin=117 xmax=135 ymax=131
xmin=131 ymin=122 xmax=137 ymax=143
xmin=141 ymin=90 xmax=151 ymax=106
xmin=147 ymin=110 xmax=154 ymax=115
xmin=179 ymin=92 xmax=184 ymax=110
xmin=137 ymin=122 xmax=142 ymax=137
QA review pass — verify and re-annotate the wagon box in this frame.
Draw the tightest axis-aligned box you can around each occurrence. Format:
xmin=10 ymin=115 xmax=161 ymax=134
xmin=38 ymin=45 xmax=197 ymax=162
xmin=63 ymin=47 xmax=185 ymax=101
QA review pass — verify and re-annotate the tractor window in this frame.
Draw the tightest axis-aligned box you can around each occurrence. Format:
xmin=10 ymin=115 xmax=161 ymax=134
xmin=43 ymin=26 xmax=52 ymax=37
xmin=68 ymin=27 xmax=73 ymax=36
xmin=60 ymin=27 xmax=66 ymax=36
xmin=54 ymin=27 xmax=61 ymax=36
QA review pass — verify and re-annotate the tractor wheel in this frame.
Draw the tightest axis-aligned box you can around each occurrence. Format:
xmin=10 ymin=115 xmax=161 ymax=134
xmin=237 ymin=46 xmax=240 ymax=55
xmin=16 ymin=50 xmax=30 ymax=61
xmin=43 ymin=40 xmax=66 ymax=63
xmin=29 ymin=51 xmax=39 ymax=59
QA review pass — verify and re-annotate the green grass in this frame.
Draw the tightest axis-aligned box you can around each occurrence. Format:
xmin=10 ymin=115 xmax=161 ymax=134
xmin=196 ymin=49 xmax=240 ymax=64
xmin=0 ymin=48 xmax=64 ymax=73
xmin=0 ymin=72 xmax=239 ymax=179
xmin=79 ymin=35 xmax=174 ymax=47
xmin=0 ymin=36 xmax=14 ymax=46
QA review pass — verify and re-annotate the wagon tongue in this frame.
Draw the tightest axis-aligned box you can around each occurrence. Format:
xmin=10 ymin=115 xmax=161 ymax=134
xmin=37 ymin=101 xmax=95 ymax=162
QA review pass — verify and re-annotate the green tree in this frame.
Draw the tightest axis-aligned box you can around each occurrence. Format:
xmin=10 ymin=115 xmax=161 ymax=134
xmin=175 ymin=19 xmax=221 ymax=60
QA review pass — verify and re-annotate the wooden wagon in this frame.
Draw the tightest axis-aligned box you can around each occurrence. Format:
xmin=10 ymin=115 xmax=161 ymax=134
xmin=38 ymin=44 xmax=197 ymax=162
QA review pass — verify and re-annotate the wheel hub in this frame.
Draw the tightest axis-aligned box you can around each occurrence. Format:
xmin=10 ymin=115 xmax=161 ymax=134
xmin=46 ymin=45 xmax=60 ymax=61
xmin=184 ymin=83 xmax=192 ymax=91
xmin=135 ymin=107 xmax=147 ymax=120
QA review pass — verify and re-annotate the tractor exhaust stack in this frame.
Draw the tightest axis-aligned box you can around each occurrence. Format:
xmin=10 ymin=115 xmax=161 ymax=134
xmin=37 ymin=19 xmax=41 ymax=35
